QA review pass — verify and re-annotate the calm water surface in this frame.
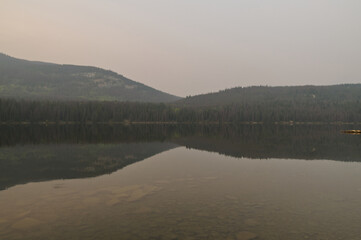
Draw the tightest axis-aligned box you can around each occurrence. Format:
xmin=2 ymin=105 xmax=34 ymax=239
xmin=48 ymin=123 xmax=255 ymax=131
xmin=1 ymin=124 xmax=361 ymax=240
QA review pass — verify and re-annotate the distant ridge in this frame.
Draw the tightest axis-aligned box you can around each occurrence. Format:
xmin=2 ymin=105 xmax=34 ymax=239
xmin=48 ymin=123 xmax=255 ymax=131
xmin=0 ymin=53 xmax=180 ymax=102
xmin=176 ymin=84 xmax=361 ymax=107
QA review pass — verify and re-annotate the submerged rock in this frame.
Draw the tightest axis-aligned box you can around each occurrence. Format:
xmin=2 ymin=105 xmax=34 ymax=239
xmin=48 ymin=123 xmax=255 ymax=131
xmin=127 ymin=185 xmax=160 ymax=202
xmin=133 ymin=206 xmax=153 ymax=214
xmin=0 ymin=218 xmax=8 ymax=224
xmin=83 ymin=197 xmax=101 ymax=205
xmin=15 ymin=210 xmax=31 ymax=219
xmin=244 ymin=218 xmax=259 ymax=227
xmin=106 ymin=198 xmax=121 ymax=206
xmin=105 ymin=184 xmax=161 ymax=205
xmin=12 ymin=218 xmax=42 ymax=230
xmin=236 ymin=231 xmax=258 ymax=240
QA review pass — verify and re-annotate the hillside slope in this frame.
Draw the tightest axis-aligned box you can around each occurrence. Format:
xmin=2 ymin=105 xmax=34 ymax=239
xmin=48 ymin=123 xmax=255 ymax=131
xmin=0 ymin=53 xmax=180 ymax=102
xmin=176 ymin=85 xmax=361 ymax=107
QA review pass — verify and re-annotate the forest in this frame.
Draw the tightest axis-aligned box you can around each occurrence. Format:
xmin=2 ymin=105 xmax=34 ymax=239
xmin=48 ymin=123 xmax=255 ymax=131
xmin=1 ymin=96 xmax=361 ymax=123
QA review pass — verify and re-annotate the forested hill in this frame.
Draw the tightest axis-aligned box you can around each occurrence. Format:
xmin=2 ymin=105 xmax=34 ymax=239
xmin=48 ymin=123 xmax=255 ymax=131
xmin=0 ymin=53 xmax=180 ymax=102
xmin=176 ymin=85 xmax=361 ymax=107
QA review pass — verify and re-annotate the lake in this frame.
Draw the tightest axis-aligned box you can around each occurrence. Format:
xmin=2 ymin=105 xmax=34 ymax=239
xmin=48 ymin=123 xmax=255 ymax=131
xmin=1 ymin=124 xmax=361 ymax=240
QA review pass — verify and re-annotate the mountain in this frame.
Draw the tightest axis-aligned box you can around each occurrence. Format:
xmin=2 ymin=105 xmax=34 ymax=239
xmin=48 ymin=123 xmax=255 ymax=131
xmin=176 ymin=84 xmax=361 ymax=107
xmin=0 ymin=53 xmax=180 ymax=102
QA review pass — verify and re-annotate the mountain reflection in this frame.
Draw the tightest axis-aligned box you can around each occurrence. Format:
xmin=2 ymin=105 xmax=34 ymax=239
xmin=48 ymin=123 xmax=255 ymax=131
xmin=1 ymin=124 xmax=360 ymax=190
xmin=0 ymin=142 xmax=178 ymax=191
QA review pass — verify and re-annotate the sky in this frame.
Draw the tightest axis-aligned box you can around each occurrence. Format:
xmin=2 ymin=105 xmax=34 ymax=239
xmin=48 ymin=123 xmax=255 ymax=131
xmin=1 ymin=0 xmax=361 ymax=97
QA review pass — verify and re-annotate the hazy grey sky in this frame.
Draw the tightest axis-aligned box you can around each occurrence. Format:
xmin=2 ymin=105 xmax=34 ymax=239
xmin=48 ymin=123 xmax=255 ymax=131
xmin=1 ymin=0 xmax=361 ymax=96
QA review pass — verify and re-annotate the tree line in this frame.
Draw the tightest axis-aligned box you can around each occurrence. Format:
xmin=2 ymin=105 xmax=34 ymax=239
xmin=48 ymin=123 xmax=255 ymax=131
xmin=1 ymin=98 xmax=361 ymax=123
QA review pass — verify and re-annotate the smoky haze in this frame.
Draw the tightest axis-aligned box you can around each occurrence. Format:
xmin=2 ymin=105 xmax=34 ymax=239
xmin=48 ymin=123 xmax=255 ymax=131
xmin=1 ymin=0 xmax=361 ymax=97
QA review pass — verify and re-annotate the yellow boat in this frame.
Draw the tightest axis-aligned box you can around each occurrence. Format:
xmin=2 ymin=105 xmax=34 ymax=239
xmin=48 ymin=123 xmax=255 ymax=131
xmin=342 ymin=130 xmax=361 ymax=134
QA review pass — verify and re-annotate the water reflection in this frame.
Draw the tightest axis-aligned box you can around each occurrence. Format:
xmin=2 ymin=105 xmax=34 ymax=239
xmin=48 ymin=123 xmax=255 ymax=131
xmin=1 ymin=147 xmax=361 ymax=240
xmin=1 ymin=124 xmax=361 ymax=239
xmin=1 ymin=124 xmax=361 ymax=190
xmin=172 ymin=124 xmax=361 ymax=162
xmin=2 ymin=124 xmax=361 ymax=162
xmin=0 ymin=142 xmax=178 ymax=191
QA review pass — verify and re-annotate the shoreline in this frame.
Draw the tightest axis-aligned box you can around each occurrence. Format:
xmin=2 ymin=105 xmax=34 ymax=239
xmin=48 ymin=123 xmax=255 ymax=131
xmin=1 ymin=121 xmax=361 ymax=126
